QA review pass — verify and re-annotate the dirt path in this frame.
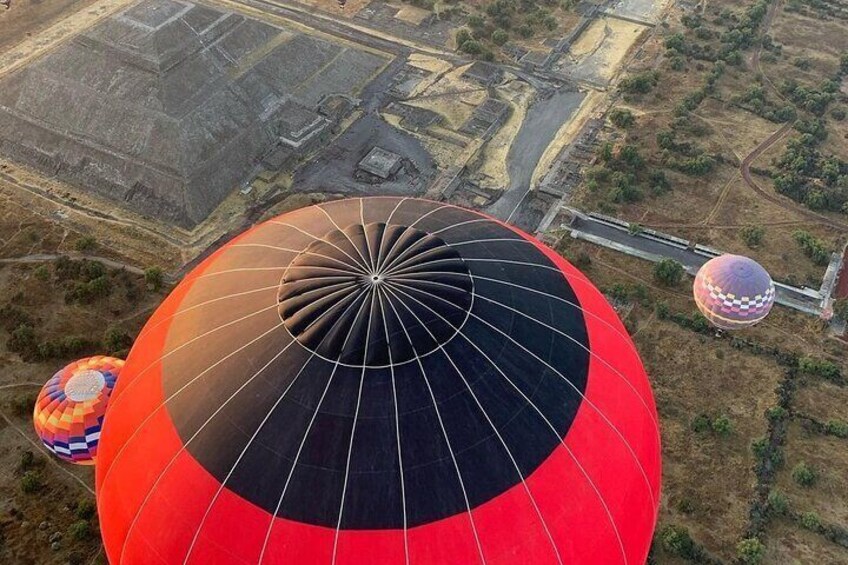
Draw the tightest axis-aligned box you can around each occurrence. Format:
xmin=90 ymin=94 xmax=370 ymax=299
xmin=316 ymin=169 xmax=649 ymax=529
xmin=0 ymin=253 xmax=150 ymax=276
xmin=739 ymin=123 xmax=848 ymax=231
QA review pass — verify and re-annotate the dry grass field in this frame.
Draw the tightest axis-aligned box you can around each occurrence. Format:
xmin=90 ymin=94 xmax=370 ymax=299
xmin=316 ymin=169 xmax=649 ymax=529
xmin=556 ymin=236 xmax=848 ymax=562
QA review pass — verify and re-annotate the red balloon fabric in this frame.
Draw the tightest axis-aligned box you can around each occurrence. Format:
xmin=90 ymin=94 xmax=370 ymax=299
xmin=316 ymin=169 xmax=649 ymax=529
xmin=96 ymin=198 xmax=661 ymax=564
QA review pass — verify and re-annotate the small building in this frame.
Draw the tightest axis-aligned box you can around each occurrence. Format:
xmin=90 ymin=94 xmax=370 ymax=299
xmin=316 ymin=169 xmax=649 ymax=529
xmin=462 ymin=61 xmax=504 ymax=86
xmin=317 ymin=94 xmax=357 ymax=122
xmin=275 ymin=100 xmax=331 ymax=149
xmin=520 ymin=50 xmax=552 ymax=71
xmin=358 ymin=147 xmax=402 ymax=180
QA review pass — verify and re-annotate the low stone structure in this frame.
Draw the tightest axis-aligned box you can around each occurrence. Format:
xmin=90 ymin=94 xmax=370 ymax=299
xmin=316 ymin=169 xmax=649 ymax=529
xmin=357 ymin=146 xmax=402 ymax=180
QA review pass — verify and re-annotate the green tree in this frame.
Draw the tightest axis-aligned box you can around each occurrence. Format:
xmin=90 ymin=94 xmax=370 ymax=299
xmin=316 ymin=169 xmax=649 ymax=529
xmin=736 ymin=538 xmax=765 ymax=564
xmin=833 ymin=299 xmax=848 ymax=321
xmin=75 ymin=498 xmax=97 ymax=521
xmin=103 ymin=327 xmax=133 ymax=354
xmin=691 ymin=413 xmax=712 ymax=433
xmin=659 ymin=525 xmax=695 ymax=557
xmin=740 ymin=225 xmax=765 ymax=248
xmin=20 ymin=471 xmax=43 ymax=494
xmin=34 ymin=265 xmax=51 ymax=282
xmin=653 ymin=259 xmax=684 ymax=287
xmin=799 ymin=511 xmax=821 ymax=531
xmin=825 ymin=419 xmax=848 ymax=438
xmin=609 ymin=108 xmax=635 ymax=128
xmin=74 ymin=236 xmax=97 ymax=253
xmin=792 ymin=461 xmax=817 ymax=487
xmin=767 ymin=490 xmax=788 ymax=515
xmin=69 ymin=520 xmax=92 ymax=541
xmin=619 ymin=70 xmax=660 ymax=95
xmin=460 ymin=39 xmax=484 ymax=55
xmin=145 ymin=267 xmax=165 ymax=292
xmin=491 ymin=29 xmax=509 ymax=45
xmin=712 ymin=414 xmax=733 ymax=437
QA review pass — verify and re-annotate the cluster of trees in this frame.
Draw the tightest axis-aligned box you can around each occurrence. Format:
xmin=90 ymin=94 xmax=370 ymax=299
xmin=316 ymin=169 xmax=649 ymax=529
xmin=792 ymin=230 xmax=832 ymax=266
xmin=780 ymin=77 xmax=840 ymax=116
xmin=734 ymin=83 xmax=796 ymax=123
xmin=656 ymin=129 xmax=718 ymax=177
xmin=619 ymin=70 xmax=659 ymax=95
xmin=609 ymin=108 xmax=635 ymax=128
xmin=798 ymin=355 xmax=842 ymax=382
xmin=691 ymin=412 xmax=734 ymax=436
xmin=1 ymin=258 xmax=167 ymax=362
xmin=774 ymin=128 xmax=848 ymax=215
xmin=587 ymin=142 xmax=672 ymax=205
xmin=769 ymin=57 xmax=848 ymax=214
xmin=456 ymin=0 xmax=564 ymax=59
xmin=3 ymin=307 xmax=99 ymax=362
xmin=665 ymin=0 xmax=770 ymax=69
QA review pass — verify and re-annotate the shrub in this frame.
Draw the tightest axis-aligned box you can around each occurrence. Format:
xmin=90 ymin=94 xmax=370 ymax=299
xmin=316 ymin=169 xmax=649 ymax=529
xmin=798 ymin=356 xmax=842 ymax=382
xmin=8 ymin=324 xmax=38 ymax=358
xmin=17 ymin=450 xmax=44 ymax=473
xmin=145 ymin=267 xmax=165 ymax=292
xmin=799 ymin=511 xmax=821 ymax=531
xmin=610 ymin=108 xmax=635 ymax=128
xmin=74 ymin=236 xmax=96 ymax=253
xmin=620 ymin=70 xmax=660 ymax=95
xmin=20 ymin=471 xmax=43 ymax=494
xmin=75 ymin=498 xmax=97 ymax=521
xmin=740 ymin=225 xmax=765 ymax=248
xmin=751 ymin=436 xmax=769 ymax=458
xmin=736 ymin=538 xmax=765 ymax=564
xmin=792 ymin=230 xmax=831 ymax=266
xmin=103 ymin=327 xmax=133 ymax=355
xmin=653 ymin=259 xmax=684 ymax=287
xmin=712 ymin=414 xmax=733 ymax=436
xmin=69 ymin=520 xmax=92 ymax=541
xmin=792 ymin=461 xmax=817 ymax=487
xmin=766 ymin=406 xmax=787 ymax=422
xmin=34 ymin=265 xmax=51 ymax=282
xmin=767 ymin=490 xmax=788 ymax=515
xmin=492 ymin=29 xmax=508 ymax=45
xmin=659 ymin=525 xmax=695 ymax=557
xmin=691 ymin=413 xmax=712 ymax=433
xmin=825 ymin=419 xmax=848 ymax=438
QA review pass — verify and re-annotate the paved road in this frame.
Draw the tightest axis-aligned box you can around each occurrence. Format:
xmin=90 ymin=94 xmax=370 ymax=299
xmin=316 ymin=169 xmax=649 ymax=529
xmin=485 ymin=88 xmax=586 ymax=222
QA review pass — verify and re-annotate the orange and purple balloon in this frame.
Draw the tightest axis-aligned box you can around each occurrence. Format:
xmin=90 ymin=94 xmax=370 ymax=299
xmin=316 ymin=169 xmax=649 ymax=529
xmin=33 ymin=356 xmax=123 ymax=465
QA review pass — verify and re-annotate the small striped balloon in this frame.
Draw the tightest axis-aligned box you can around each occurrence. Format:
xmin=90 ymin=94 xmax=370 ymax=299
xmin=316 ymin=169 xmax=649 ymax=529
xmin=694 ymin=254 xmax=775 ymax=330
xmin=33 ymin=356 xmax=123 ymax=465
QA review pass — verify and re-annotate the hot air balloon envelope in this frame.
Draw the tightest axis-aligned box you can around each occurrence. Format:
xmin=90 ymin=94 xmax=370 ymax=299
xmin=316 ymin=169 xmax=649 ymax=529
xmin=694 ymin=254 xmax=775 ymax=330
xmin=96 ymin=198 xmax=661 ymax=564
xmin=33 ymin=356 xmax=123 ymax=465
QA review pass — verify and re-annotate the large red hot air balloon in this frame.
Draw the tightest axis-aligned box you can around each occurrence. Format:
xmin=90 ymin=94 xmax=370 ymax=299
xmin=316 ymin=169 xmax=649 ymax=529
xmin=96 ymin=197 xmax=661 ymax=564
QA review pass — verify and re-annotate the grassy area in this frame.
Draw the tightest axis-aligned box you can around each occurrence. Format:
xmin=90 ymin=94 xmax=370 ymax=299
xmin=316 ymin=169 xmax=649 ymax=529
xmin=0 ymin=259 xmax=166 ymax=564
xmin=557 ymin=227 xmax=848 ymax=562
xmin=571 ymin=0 xmax=848 ymax=284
